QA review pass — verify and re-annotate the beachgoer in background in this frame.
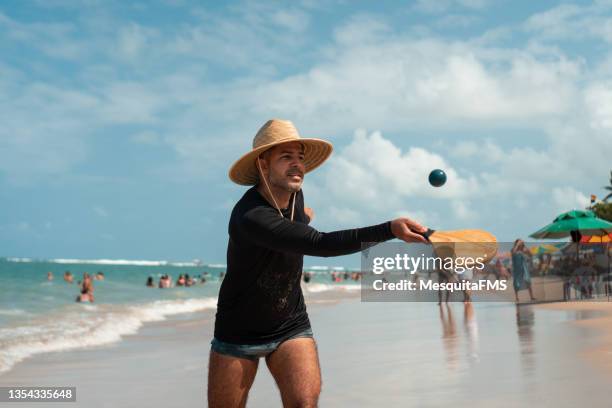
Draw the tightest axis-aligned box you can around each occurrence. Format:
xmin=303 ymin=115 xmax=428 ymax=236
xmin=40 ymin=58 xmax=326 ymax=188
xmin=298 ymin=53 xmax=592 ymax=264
xmin=219 ymin=271 xmax=225 ymax=280
xmin=460 ymin=267 xmax=473 ymax=304
xmin=146 ymin=276 xmax=155 ymax=287
xmin=437 ymin=268 xmax=451 ymax=305
xmin=563 ymin=276 xmax=572 ymax=301
xmin=64 ymin=271 xmax=73 ymax=283
xmin=95 ymin=271 xmax=105 ymax=281
xmin=177 ymin=274 xmax=186 ymax=286
xmin=541 ymin=253 xmax=552 ymax=276
xmin=303 ymin=271 xmax=312 ymax=283
xmin=47 ymin=271 xmax=53 ymax=281
xmin=76 ymin=272 xmax=94 ymax=303
xmin=493 ymin=259 xmax=511 ymax=280
xmin=186 ymin=274 xmax=194 ymax=286
xmin=511 ymin=239 xmax=536 ymax=303
xmin=158 ymin=274 xmax=169 ymax=288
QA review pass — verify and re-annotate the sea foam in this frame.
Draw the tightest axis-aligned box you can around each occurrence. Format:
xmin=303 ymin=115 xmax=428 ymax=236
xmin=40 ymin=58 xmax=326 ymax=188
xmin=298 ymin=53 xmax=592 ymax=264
xmin=0 ymin=297 xmax=217 ymax=374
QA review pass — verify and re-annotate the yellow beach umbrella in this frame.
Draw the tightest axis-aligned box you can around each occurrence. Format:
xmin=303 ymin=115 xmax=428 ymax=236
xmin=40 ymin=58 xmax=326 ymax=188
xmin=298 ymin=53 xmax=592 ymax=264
xmin=529 ymin=243 xmax=562 ymax=255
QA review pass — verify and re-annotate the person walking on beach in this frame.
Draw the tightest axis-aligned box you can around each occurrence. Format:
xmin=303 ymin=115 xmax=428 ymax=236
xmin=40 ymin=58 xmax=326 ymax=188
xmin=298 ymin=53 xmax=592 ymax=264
xmin=511 ymin=239 xmax=536 ymax=303
xmin=208 ymin=119 xmax=428 ymax=408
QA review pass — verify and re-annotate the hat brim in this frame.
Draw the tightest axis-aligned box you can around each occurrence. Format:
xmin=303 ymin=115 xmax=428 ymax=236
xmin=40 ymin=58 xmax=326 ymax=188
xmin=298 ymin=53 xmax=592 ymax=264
xmin=229 ymin=138 xmax=333 ymax=185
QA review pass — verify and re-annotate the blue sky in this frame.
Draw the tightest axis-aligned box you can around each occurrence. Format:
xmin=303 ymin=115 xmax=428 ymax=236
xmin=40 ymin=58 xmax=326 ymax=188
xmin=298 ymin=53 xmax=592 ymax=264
xmin=1 ymin=0 xmax=611 ymax=267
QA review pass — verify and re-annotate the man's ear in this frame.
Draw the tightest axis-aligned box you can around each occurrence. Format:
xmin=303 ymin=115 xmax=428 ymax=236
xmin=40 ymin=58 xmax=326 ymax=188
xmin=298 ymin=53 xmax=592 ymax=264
xmin=257 ymin=156 xmax=266 ymax=171
xmin=257 ymin=156 xmax=270 ymax=179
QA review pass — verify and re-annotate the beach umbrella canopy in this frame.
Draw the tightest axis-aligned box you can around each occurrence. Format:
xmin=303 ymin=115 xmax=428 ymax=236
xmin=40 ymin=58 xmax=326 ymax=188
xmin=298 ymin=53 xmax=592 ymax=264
xmin=529 ymin=210 xmax=612 ymax=239
xmin=580 ymin=232 xmax=612 ymax=243
xmin=529 ymin=243 xmax=563 ymax=255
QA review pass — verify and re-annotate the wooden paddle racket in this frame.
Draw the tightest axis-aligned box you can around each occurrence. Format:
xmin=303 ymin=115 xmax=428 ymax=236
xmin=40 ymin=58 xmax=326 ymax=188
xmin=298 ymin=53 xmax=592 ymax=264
xmin=416 ymin=228 xmax=498 ymax=263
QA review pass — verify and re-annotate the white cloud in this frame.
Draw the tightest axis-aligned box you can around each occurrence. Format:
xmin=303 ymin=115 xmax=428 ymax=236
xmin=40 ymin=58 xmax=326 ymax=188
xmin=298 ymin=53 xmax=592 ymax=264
xmin=225 ymin=35 xmax=581 ymax=139
xmin=552 ymin=187 xmax=590 ymax=213
xmin=304 ymin=130 xmax=476 ymax=229
xmin=451 ymin=200 xmax=477 ymax=221
xmin=326 ymin=206 xmax=362 ymax=226
xmin=323 ymin=129 xmax=476 ymax=203
xmin=0 ymin=0 xmax=610 ymax=220
xmin=525 ymin=2 xmax=612 ymax=43
xmin=584 ymin=82 xmax=612 ymax=129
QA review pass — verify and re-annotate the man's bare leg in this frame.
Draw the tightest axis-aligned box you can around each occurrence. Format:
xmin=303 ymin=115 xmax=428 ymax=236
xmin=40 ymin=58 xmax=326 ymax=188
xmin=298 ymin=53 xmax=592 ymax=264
xmin=208 ymin=351 xmax=259 ymax=408
xmin=265 ymin=338 xmax=321 ymax=408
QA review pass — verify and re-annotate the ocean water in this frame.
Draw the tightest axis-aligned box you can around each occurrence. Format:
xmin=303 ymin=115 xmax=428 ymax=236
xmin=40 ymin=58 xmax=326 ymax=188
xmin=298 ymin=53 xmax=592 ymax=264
xmin=0 ymin=257 xmax=358 ymax=374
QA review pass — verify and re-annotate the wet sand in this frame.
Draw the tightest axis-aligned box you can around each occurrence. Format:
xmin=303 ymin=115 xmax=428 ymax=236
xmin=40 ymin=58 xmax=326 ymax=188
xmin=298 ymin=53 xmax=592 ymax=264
xmin=536 ymin=301 xmax=612 ymax=375
xmin=1 ymin=294 xmax=612 ymax=407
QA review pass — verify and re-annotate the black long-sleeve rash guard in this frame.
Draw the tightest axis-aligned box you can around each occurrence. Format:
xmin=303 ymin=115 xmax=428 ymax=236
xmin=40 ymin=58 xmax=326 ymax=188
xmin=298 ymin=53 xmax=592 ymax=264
xmin=213 ymin=186 xmax=395 ymax=345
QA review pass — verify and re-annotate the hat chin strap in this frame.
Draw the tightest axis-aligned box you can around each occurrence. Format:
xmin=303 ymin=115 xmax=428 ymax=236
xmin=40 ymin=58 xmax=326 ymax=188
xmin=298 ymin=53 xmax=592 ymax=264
xmin=257 ymin=158 xmax=295 ymax=222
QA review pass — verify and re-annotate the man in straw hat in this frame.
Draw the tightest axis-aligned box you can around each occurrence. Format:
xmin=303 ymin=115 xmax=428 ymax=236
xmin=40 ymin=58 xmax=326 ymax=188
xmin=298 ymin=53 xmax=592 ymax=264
xmin=208 ymin=119 xmax=428 ymax=407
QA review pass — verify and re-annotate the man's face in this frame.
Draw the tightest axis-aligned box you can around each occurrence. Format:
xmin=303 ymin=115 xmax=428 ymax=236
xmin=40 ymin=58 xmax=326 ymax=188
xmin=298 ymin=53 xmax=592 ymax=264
xmin=260 ymin=141 xmax=305 ymax=193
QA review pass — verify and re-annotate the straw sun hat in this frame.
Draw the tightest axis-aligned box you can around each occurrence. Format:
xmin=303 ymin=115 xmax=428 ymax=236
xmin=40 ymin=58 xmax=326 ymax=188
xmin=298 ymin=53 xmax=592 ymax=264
xmin=229 ymin=119 xmax=333 ymax=185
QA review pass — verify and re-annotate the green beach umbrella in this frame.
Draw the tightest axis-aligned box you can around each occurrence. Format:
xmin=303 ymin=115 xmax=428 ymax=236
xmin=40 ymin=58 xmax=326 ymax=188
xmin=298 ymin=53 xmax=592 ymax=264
xmin=529 ymin=210 xmax=612 ymax=240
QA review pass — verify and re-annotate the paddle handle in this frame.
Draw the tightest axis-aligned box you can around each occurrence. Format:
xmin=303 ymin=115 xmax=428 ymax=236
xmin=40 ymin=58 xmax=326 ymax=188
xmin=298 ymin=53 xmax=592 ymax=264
xmin=414 ymin=228 xmax=435 ymax=242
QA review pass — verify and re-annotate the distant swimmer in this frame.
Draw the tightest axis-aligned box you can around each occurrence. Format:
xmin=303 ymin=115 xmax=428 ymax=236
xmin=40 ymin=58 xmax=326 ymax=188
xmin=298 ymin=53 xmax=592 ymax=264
xmin=47 ymin=271 xmax=53 ymax=281
xmin=63 ymin=271 xmax=74 ymax=283
xmin=159 ymin=274 xmax=172 ymax=288
xmin=303 ymin=271 xmax=312 ymax=283
xmin=95 ymin=271 xmax=105 ymax=281
xmin=76 ymin=272 xmax=94 ymax=303
xmin=146 ymin=276 xmax=155 ymax=287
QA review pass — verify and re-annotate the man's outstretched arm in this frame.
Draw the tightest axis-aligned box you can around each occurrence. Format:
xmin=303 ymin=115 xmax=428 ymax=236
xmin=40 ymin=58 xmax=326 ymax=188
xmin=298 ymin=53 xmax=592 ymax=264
xmin=240 ymin=206 xmax=428 ymax=257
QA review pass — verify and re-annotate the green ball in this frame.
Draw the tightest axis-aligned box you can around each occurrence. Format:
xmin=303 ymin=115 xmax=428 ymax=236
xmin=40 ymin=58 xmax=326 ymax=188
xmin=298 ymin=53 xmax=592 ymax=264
xmin=428 ymin=169 xmax=447 ymax=187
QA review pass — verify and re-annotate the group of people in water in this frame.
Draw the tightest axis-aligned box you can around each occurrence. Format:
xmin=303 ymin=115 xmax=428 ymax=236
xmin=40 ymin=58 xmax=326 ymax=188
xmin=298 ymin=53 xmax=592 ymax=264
xmin=330 ymin=271 xmax=362 ymax=282
xmin=146 ymin=273 xmax=210 ymax=288
xmin=301 ymin=270 xmax=362 ymax=283
xmin=47 ymin=269 xmax=216 ymax=302
xmin=46 ymin=270 xmax=103 ymax=303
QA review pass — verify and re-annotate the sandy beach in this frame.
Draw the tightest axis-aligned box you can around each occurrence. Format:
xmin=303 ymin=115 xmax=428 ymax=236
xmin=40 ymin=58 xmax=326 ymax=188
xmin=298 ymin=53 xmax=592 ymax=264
xmin=2 ymin=291 xmax=612 ymax=407
xmin=536 ymin=301 xmax=612 ymax=375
